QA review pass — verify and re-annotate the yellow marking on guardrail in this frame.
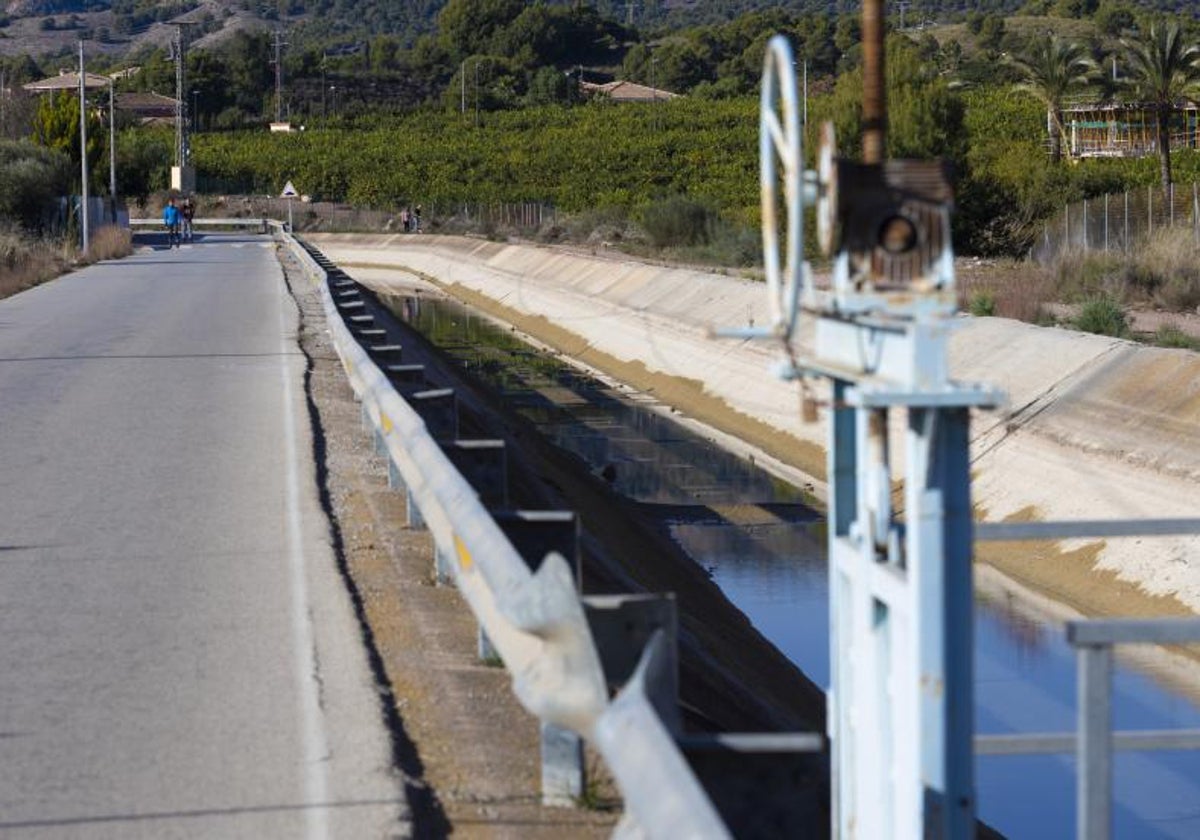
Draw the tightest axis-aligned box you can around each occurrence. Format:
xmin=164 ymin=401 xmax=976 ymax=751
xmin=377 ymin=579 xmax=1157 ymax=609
xmin=381 ymin=412 xmax=393 ymax=434
xmin=454 ymin=536 xmax=473 ymax=571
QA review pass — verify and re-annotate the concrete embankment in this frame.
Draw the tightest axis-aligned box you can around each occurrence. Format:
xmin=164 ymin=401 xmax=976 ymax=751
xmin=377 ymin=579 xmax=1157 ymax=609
xmin=309 ymin=233 xmax=1200 ymax=621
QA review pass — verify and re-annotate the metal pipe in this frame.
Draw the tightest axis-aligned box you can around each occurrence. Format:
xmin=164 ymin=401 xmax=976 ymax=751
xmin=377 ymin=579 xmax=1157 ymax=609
xmin=861 ymin=0 xmax=886 ymax=163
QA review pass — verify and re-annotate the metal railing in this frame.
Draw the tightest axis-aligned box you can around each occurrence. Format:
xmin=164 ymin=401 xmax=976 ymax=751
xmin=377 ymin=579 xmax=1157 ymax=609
xmin=976 ymin=519 xmax=1200 ymax=840
xmin=975 ymin=619 xmax=1200 ymax=840
xmin=129 ymin=216 xmax=272 ymax=232
xmin=277 ymin=228 xmax=806 ymax=838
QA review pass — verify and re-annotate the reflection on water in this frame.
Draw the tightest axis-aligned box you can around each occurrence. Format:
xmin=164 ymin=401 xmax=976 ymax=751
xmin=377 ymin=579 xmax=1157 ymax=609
xmin=384 ymin=292 xmax=1200 ymax=840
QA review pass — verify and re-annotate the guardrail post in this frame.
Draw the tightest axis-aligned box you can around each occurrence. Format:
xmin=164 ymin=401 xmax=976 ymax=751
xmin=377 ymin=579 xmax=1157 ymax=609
xmin=584 ymin=594 xmax=679 ymax=732
xmin=540 ymin=721 xmax=586 ymax=807
xmin=386 ymin=364 xmax=426 ymax=386
xmin=406 ymin=487 xmax=426 ymax=530
xmin=495 ymin=511 xmax=580 ymax=579
xmin=678 ymin=733 xmax=826 ymax=836
xmin=1077 ymin=642 xmax=1113 ymax=840
xmin=403 ymin=388 xmax=459 ymax=441
xmin=444 ymin=440 xmax=508 ymax=509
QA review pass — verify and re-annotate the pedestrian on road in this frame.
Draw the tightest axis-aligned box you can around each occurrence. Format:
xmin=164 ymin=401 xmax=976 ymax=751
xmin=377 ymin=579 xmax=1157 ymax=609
xmin=413 ymin=205 xmax=422 ymax=233
xmin=400 ymin=207 xmax=410 ymax=232
xmin=162 ymin=198 xmax=181 ymax=248
xmin=181 ymin=197 xmax=195 ymax=242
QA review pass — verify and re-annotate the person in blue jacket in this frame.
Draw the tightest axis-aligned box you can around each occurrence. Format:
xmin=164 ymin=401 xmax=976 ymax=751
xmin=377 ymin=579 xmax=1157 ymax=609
xmin=162 ymin=198 xmax=180 ymax=247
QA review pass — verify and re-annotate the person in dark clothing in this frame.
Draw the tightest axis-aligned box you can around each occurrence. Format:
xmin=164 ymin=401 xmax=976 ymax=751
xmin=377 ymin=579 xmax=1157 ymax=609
xmin=181 ymin=198 xmax=195 ymax=242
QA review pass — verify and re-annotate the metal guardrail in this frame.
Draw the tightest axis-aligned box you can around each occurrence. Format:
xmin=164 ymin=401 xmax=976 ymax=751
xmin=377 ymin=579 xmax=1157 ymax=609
xmin=275 ymin=228 xmax=763 ymax=837
xmin=130 ymin=217 xmax=272 ymax=233
xmin=975 ymin=619 xmax=1200 ymax=840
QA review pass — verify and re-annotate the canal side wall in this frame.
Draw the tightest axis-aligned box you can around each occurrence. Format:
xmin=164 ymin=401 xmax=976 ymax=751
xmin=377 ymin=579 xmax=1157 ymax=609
xmin=310 ymin=233 xmax=1200 ymax=615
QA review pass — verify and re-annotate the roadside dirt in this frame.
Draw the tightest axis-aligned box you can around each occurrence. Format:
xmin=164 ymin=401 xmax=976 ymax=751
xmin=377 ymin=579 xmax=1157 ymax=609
xmin=277 ymin=246 xmax=619 ymax=838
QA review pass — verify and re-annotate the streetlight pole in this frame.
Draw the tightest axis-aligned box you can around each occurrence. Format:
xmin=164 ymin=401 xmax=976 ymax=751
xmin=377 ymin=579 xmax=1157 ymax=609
xmin=191 ymin=88 xmax=198 ymax=131
xmin=109 ymin=76 xmax=116 ymax=213
xmin=79 ymin=40 xmax=89 ymax=253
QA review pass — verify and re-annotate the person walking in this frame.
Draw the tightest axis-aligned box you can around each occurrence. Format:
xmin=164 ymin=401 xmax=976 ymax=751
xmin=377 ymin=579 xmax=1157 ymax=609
xmin=181 ymin=197 xmax=195 ymax=242
xmin=162 ymin=198 xmax=181 ymax=248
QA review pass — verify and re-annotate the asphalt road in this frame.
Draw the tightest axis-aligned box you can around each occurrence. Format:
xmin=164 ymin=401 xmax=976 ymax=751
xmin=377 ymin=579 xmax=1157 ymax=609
xmin=0 ymin=233 xmax=408 ymax=838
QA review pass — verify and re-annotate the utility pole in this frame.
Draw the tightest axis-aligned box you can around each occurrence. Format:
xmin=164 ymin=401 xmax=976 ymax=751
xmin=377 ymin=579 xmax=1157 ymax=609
xmin=271 ymin=29 xmax=288 ymax=124
xmin=171 ymin=23 xmax=196 ymax=192
xmin=78 ymin=40 xmax=89 ymax=253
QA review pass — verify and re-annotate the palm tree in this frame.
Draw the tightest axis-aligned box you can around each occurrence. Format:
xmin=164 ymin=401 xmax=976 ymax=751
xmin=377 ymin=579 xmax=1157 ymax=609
xmin=1123 ymin=22 xmax=1200 ymax=189
xmin=1011 ymin=34 xmax=1096 ymax=163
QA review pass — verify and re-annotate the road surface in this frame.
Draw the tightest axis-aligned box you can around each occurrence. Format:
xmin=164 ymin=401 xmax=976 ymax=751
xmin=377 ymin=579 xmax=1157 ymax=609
xmin=0 ymin=232 xmax=408 ymax=838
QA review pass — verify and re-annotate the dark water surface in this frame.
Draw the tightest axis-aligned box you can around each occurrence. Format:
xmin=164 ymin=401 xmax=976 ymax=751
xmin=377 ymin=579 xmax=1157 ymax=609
xmin=383 ymin=291 xmax=1200 ymax=839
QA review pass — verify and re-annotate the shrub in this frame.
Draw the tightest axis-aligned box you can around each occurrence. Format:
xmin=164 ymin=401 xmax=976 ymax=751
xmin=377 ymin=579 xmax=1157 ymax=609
xmin=0 ymin=139 xmax=72 ymax=231
xmin=1074 ymin=295 xmax=1129 ymax=337
xmin=1152 ymin=324 xmax=1200 ymax=350
xmin=639 ymin=195 xmax=712 ymax=247
xmin=1052 ymin=250 xmax=1127 ymax=303
xmin=969 ymin=290 xmax=997 ymax=316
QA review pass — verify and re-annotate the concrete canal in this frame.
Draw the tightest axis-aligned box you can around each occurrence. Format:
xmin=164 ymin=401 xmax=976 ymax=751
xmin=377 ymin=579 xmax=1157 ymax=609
xmin=381 ymin=288 xmax=1200 ymax=839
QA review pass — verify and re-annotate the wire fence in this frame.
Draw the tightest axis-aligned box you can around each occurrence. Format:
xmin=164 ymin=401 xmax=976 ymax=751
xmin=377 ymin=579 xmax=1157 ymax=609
xmin=1032 ymin=182 xmax=1200 ymax=263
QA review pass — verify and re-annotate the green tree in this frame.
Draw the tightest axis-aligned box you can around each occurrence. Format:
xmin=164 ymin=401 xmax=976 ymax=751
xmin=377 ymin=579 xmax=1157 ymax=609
xmin=30 ymin=90 xmax=104 ymax=192
xmin=822 ymin=34 xmax=966 ymax=164
xmin=437 ymin=0 xmax=524 ymax=61
xmin=1094 ymin=1 xmax=1136 ymax=36
xmin=1010 ymin=34 xmax=1095 ymax=163
xmin=1123 ymin=22 xmax=1200 ymax=188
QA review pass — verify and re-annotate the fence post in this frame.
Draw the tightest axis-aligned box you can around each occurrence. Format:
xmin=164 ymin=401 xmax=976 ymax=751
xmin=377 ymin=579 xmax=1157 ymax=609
xmin=1065 ymin=203 xmax=1070 ymax=250
xmin=1083 ymin=199 xmax=1089 ymax=252
xmin=1077 ymin=643 xmax=1113 ymax=840
xmin=1124 ymin=190 xmax=1130 ymax=252
xmin=1194 ymin=182 xmax=1198 ymax=246
xmin=1104 ymin=193 xmax=1109 ymax=252
xmin=1170 ymin=182 xmax=1175 ymax=227
xmin=1148 ymin=185 xmax=1153 ymax=236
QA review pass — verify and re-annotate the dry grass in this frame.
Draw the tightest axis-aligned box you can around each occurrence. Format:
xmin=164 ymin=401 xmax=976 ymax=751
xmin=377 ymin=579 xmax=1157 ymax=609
xmin=957 ymin=259 xmax=1059 ymax=324
xmin=82 ymin=225 xmax=133 ymax=264
xmin=0 ymin=228 xmax=68 ymax=301
xmin=1050 ymin=228 xmax=1200 ymax=313
xmin=0 ymin=225 xmax=133 ymax=301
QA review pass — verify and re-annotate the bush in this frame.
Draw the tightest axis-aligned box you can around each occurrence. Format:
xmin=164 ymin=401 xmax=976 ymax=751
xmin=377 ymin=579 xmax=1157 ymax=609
xmin=969 ymin=290 xmax=996 ymax=316
xmin=1153 ymin=324 xmax=1200 ymax=350
xmin=639 ymin=195 xmax=712 ymax=247
xmin=0 ymin=139 xmax=72 ymax=231
xmin=1074 ymin=295 xmax=1129 ymax=337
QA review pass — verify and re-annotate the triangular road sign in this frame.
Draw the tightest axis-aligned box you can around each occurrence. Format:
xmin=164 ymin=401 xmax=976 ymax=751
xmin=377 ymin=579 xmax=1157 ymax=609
xmin=281 ymin=180 xmax=298 ymax=198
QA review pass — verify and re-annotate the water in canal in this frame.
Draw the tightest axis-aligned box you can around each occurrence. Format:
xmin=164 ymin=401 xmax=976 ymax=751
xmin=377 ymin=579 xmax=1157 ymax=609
xmin=385 ymin=292 xmax=1200 ymax=839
